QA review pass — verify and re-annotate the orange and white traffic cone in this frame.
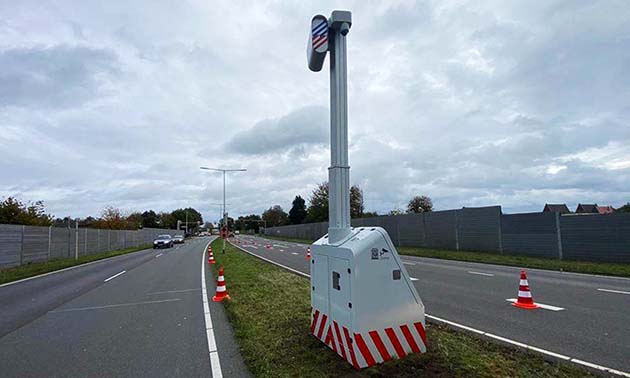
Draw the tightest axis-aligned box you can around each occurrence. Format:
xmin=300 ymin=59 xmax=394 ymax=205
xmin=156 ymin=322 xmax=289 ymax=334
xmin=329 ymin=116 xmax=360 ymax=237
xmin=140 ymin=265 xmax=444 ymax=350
xmin=266 ymin=243 xmax=271 ymax=249
xmin=208 ymin=251 xmax=216 ymax=265
xmin=212 ymin=267 xmax=230 ymax=302
xmin=512 ymin=270 xmax=539 ymax=309
xmin=306 ymin=246 xmax=311 ymax=260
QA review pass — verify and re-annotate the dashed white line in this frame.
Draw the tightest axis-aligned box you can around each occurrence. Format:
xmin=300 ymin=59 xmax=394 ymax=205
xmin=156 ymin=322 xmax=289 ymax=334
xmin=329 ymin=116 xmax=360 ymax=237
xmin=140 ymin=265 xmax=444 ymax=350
xmin=201 ymin=240 xmax=223 ymax=378
xmin=468 ymin=271 xmax=494 ymax=277
xmin=234 ymin=239 xmax=630 ymax=377
xmin=155 ymin=253 xmax=163 ymax=258
xmin=291 ymin=252 xmax=299 ymax=256
xmin=505 ymin=298 xmax=565 ymax=311
xmin=104 ymin=270 xmax=126 ymax=282
xmin=597 ymin=288 xmax=630 ymax=295
xmin=410 ymin=277 xmax=419 ymax=281
xmin=402 ymin=262 xmax=416 ymax=266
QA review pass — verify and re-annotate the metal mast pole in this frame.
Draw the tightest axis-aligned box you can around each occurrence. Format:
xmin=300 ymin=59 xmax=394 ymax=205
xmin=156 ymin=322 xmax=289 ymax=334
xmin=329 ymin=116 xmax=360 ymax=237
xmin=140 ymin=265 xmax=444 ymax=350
xmin=199 ymin=166 xmax=246 ymax=253
xmin=328 ymin=13 xmax=352 ymax=244
xmin=222 ymin=171 xmax=227 ymax=254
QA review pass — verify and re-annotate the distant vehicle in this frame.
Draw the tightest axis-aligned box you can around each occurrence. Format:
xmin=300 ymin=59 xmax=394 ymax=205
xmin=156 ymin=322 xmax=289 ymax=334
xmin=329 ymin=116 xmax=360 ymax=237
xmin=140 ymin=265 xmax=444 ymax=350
xmin=235 ymin=230 xmax=240 ymax=235
xmin=173 ymin=235 xmax=185 ymax=244
xmin=153 ymin=234 xmax=173 ymax=249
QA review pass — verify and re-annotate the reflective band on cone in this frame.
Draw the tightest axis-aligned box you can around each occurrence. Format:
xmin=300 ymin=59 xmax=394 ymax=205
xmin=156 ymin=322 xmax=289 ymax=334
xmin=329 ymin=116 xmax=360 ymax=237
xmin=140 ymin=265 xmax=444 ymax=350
xmin=306 ymin=246 xmax=311 ymax=260
xmin=212 ymin=267 xmax=230 ymax=302
xmin=512 ymin=270 xmax=539 ymax=310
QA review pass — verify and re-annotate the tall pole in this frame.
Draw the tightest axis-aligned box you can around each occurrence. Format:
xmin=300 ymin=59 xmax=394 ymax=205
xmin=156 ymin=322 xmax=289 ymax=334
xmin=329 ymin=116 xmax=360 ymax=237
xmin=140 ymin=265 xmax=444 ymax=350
xmin=200 ymin=166 xmax=246 ymax=253
xmin=327 ymin=12 xmax=352 ymax=244
xmin=223 ymin=171 xmax=227 ymax=253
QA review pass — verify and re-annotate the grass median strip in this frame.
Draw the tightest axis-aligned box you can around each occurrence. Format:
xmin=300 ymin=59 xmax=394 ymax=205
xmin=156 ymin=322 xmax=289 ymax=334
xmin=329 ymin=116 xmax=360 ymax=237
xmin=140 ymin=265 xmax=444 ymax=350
xmin=0 ymin=244 xmax=151 ymax=285
xmin=262 ymin=234 xmax=630 ymax=278
xmin=210 ymin=239 xmax=593 ymax=378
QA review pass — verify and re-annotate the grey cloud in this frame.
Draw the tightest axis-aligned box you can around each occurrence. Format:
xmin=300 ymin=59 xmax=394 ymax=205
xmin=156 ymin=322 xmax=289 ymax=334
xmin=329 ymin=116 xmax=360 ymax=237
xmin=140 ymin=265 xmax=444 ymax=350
xmin=0 ymin=45 xmax=118 ymax=108
xmin=224 ymin=106 xmax=328 ymax=155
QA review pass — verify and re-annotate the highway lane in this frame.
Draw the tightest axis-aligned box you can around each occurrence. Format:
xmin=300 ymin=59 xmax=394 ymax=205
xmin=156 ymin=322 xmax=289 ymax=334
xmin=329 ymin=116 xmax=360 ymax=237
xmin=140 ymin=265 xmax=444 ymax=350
xmin=0 ymin=245 xmax=165 ymax=338
xmin=0 ymin=237 xmax=250 ymax=378
xmin=235 ymin=234 xmax=630 ymax=374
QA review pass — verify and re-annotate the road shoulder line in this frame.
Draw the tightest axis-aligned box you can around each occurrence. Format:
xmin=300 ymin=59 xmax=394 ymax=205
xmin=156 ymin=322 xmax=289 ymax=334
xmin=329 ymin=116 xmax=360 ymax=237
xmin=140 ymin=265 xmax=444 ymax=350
xmin=236 ymin=236 xmax=630 ymax=378
xmin=202 ymin=239 xmax=223 ymax=378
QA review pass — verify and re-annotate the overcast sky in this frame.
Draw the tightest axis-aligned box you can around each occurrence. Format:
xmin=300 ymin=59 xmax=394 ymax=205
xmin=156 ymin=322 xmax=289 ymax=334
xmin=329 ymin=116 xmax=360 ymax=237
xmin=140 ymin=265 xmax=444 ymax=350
xmin=1 ymin=1 xmax=629 ymax=223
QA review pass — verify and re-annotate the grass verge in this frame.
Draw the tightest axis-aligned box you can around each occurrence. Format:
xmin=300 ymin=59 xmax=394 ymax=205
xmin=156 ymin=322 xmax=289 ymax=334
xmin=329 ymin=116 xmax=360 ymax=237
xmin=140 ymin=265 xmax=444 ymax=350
xmin=0 ymin=244 xmax=151 ymax=285
xmin=261 ymin=234 xmax=630 ymax=278
xmin=210 ymin=239 xmax=594 ymax=378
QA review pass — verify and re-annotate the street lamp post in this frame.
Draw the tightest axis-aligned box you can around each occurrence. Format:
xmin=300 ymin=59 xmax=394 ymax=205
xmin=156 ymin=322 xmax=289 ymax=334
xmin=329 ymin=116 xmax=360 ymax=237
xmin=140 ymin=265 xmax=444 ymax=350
xmin=200 ymin=167 xmax=246 ymax=253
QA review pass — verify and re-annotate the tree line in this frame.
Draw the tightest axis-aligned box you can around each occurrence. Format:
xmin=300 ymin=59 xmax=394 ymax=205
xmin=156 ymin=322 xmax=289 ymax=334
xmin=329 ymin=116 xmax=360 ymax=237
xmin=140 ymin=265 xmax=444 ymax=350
xmin=234 ymin=182 xmax=434 ymax=231
xmin=0 ymin=196 xmax=202 ymax=230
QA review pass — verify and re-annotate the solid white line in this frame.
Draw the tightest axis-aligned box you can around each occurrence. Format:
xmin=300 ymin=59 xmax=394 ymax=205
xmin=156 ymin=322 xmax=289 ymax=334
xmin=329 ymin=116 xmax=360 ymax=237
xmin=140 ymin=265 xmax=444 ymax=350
xmin=0 ymin=247 xmax=151 ymax=288
xmin=155 ymin=253 xmax=163 ymax=258
xmin=230 ymin=242 xmax=310 ymax=279
xmin=598 ymin=288 xmax=630 ymax=295
xmin=243 ymin=240 xmax=630 ymax=377
xmin=104 ymin=270 xmax=126 ymax=282
xmin=505 ymin=298 xmax=565 ymax=311
xmin=468 ymin=271 xmax=494 ymax=277
xmin=571 ymin=359 xmax=630 ymax=377
xmin=49 ymin=298 xmax=181 ymax=313
xmin=201 ymin=239 xmax=223 ymax=378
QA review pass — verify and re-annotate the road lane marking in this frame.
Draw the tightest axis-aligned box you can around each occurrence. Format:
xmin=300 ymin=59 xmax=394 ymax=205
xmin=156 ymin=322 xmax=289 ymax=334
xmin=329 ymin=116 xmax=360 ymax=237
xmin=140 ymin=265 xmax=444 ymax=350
xmin=426 ymin=315 xmax=630 ymax=377
xmin=104 ymin=270 xmax=126 ymax=282
xmin=292 ymin=252 xmax=299 ymax=256
xmin=279 ymin=249 xmax=285 ymax=252
xmin=230 ymin=242 xmax=310 ymax=278
xmin=235 ymin=241 xmax=630 ymax=377
xmin=597 ymin=288 xmax=630 ymax=295
xmin=49 ymin=298 xmax=181 ymax=313
xmin=402 ymin=262 xmax=416 ymax=266
xmin=468 ymin=271 xmax=494 ymax=277
xmin=155 ymin=253 xmax=163 ymax=258
xmin=202 ymin=240 xmax=223 ymax=378
xmin=410 ymin=277 xmax=419 ymax=281
xmin=147 ymin=288 xmax=200 ymax=295
xmin=0 ymin=247 xmax=153 ymax=288
xmin=505 ymin=298 xmax=565 ymax=311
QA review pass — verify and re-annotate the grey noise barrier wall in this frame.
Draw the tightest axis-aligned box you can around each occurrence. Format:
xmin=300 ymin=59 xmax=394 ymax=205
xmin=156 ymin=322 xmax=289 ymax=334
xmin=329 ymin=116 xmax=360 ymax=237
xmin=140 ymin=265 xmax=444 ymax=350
xmin=264 ymin=206 xmax=630 ymax=263
xmin=0 ymin=225 xmax=169 ymax=268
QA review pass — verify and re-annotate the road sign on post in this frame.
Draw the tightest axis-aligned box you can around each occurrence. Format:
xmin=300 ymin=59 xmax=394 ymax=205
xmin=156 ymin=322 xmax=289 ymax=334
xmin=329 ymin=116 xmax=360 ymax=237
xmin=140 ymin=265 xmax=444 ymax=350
xmin=307 ymin=10 xmax=426 ymax=369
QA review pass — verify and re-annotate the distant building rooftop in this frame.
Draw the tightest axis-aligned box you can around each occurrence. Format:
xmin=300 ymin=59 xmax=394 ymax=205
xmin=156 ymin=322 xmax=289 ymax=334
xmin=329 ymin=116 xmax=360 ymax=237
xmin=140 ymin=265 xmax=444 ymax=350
xmin=575 ymin=204 xmax=599 ymax=214
xmin=543 ymin=204 xmax=571 ymax=214
xmin=597 ymin=205 xmax=615 ymax=214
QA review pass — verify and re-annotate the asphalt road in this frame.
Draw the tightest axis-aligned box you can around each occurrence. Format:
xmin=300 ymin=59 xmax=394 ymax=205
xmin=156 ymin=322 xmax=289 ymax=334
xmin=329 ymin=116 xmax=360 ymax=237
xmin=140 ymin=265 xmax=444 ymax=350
xmin=235 ymin=234 xmax=630 ymax=374
xmin=0 ymin=237 xmax=250 ymax=378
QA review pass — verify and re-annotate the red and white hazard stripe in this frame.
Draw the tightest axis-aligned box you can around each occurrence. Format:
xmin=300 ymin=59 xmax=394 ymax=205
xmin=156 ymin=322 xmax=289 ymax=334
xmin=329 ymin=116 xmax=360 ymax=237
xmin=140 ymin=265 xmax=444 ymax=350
xmin=310 ymin=308 xmax=426 ymax=369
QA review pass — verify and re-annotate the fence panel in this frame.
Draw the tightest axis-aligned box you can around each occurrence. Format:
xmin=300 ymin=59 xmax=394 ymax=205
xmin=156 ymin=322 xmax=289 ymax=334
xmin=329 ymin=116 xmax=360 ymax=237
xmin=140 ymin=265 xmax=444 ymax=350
xmin=424 ymin=210 xmax=458 ymax=250
xmin=457 ymin=206 xmax=502 ymax=253
xmin=0 ymin=224 xmax=23 ymax=267
xmin=396 ymin=214 xmax=425 ymax=247
xmin=561 ymin=214 xmax=630 ymax=263
xmin=50 ymin=227 xmax=70 ymax=259
xmin=22 ymin=226 xmax=49 ymax=264
xmin=502 ymin=213 xmax=559 ymax=258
